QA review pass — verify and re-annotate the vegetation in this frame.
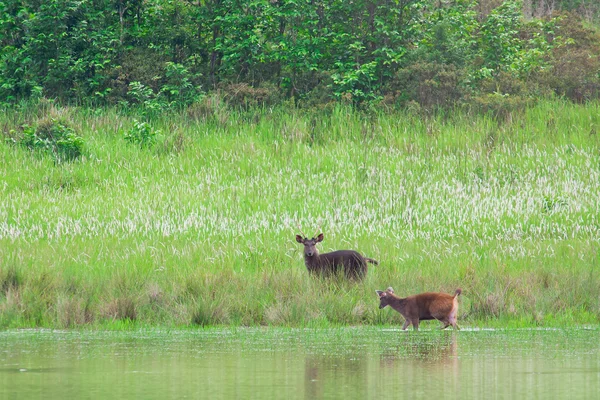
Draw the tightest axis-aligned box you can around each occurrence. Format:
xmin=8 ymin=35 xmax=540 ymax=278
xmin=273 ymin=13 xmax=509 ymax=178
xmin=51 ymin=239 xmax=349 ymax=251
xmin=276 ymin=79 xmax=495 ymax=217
xmin=1 ymin=1 xmax=599 ymax=329
xmin=1 ymin=0 xmax=600 ymax=110
xmin=0 ymin=99 xmax=599 ymax=328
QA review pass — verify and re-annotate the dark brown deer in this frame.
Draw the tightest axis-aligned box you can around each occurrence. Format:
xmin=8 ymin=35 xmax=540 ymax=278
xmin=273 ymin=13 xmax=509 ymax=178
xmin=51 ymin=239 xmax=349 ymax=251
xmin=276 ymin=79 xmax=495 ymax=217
xmin=295 ymin=232 xmax=378 ymax=280
xmin=376 ymin=287 xmax=461 ymax=331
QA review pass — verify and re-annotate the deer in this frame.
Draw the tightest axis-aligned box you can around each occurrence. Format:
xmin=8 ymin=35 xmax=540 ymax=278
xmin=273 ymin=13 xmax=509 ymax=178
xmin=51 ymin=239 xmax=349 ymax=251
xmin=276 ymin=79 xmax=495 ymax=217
xmin=295 ymin=231 xmax=378 ymax=280
xmin=376 ymin=287 xmax=461 ymax=331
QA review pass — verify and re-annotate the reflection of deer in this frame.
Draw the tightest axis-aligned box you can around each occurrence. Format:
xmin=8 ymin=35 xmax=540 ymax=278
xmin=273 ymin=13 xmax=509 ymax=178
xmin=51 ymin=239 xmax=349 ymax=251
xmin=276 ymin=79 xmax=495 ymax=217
xmin=380 ymin=332 xmax=459 ymax=370
xmin=296 ymin=232 xmax=378 ymax=280
xmin=376 ymin=287 xmax=461 ymax=330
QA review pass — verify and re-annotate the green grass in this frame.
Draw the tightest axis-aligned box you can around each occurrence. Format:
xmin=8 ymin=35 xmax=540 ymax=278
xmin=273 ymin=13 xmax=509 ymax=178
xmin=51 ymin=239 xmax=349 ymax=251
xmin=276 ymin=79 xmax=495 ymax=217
xmin=0 ymin=99 xmax=599 ymax=329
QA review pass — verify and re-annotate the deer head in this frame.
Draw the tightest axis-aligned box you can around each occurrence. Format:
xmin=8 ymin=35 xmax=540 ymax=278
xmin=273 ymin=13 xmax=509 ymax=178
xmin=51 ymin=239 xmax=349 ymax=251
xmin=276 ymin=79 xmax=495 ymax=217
xmin=375 ymin=287 xmax=395 ymax=309
xmin=295 ymin=233 xmax=324 ymax=257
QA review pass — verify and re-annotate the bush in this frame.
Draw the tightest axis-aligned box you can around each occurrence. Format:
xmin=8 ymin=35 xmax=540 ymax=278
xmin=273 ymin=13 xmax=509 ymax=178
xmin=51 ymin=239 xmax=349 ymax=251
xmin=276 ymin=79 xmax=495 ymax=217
xmin=469 ymin=92 xmax=531 ymax=121
xmin=477 ymin=70 xmax=552 ymax=99
xmin=393 ymin=62 xmax=466 ymax=109
xmin=221 ymin=83 xmax=282 ymax=109
xmin=107 ymin=48 xmax=167 ymax=103
xmin=186 ymin=94 xmax=229 ymax=125
xmin=21 ymin=118 xmax=84 ymax=163
xmin=544 ymin=13 xmax=600 ymax=102
xmin=294 ymin=72 xmax=335 ymax=108
xmin=158 ymin=62 xmax=203 ymax=107
xmin=123 ymin=119 xmax=160 ymax=148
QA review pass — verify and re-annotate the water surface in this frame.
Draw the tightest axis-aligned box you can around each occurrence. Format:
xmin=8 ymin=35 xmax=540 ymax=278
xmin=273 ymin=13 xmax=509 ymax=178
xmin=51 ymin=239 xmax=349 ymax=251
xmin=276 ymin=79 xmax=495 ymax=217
xmin=1 ymin=327 xmax=599 ymax=399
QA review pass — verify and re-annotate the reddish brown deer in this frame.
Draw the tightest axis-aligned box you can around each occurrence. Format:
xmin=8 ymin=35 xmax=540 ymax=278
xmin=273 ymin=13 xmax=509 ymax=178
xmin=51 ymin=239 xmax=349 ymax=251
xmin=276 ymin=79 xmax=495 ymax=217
xmin=295 ymin=233 xmax=378 ymax=280
xmin=376 ymin=287 xmax=461 ymax=331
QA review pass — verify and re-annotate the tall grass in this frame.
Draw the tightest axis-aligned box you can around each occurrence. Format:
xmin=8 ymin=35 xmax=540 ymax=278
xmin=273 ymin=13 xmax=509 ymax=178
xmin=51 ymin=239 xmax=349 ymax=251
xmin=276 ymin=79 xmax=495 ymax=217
xmin=0 ymin=99 xmax=599 ymax=328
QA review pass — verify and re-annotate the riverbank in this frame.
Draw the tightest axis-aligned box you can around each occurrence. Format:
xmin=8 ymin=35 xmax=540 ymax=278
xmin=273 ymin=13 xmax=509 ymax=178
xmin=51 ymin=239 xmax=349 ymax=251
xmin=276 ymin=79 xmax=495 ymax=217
xmin=1 ymin=100 xmax=599 ymax=328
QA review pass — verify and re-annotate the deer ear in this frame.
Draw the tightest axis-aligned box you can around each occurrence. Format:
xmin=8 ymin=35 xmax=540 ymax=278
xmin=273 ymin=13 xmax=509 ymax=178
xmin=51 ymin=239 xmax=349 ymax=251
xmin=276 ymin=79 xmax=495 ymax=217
xmin=376 ymin=290 xmax=386 ymax=297
xmin=295 ymin=235 xmax=304 ymax=243
xmin=386 ymin=287 xmax=394 ymax=294
xmin=316 ymin=233 xmax=324 ymax=242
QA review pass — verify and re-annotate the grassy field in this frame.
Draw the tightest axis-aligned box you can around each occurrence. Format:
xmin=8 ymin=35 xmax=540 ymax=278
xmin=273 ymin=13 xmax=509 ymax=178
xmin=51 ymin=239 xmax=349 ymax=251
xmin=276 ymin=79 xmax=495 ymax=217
xmin=0 ymin=99 xmax=599 ymax=329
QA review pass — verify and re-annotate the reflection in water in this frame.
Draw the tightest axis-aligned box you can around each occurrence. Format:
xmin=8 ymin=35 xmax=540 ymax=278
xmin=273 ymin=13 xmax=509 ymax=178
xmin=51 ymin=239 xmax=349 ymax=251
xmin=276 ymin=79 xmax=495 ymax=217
xmin=304 ymin=353 xmax=369 ymax=399
xmin=380 ymin=331 xmax=458 ymax=364
xmin=1 ymin=329 xmax=599 ymax=400
xmin=303 ymin=332 xmax=460 ymax=399
xmin=378 ymin=332 xmax=461 ymax=396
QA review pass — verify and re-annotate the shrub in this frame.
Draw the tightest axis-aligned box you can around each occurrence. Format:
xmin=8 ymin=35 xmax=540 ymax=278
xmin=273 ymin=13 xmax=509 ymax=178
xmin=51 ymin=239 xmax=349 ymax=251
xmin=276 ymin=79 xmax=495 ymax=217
xmin=476 ymin=70 xmax=550 ymax=101
xmin=544 ymin=13 xmax=600 ymax=102
xmin=186 ymin=93 xmax=229 ymax=125
xmin=108 ymin=48 xmax=167 ymax=102
xmin=479 ymin=71 xmax=529 ymax=96
xmin=469 ymin=92 xmax=531 ymax=121
xmin=158 ymin=62 xmax=203 ymax=107
xmin=393 ymin=62 xmax=466 ymax=109
xmin=222 ymin=83 xmax=282 ymax=109
xmin=123 ymin=119 xmax=160 ymax=148
xmin=126 ymin=81 xmax=167 ymax=113
xmin=294 ymin=72 xmax=335 ymax=108
xmin=21 ymin=117 xmax=84 ymax=163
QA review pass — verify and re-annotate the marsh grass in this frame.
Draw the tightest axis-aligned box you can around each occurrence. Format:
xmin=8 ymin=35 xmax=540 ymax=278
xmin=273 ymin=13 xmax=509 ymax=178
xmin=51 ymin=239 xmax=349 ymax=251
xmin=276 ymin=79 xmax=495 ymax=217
xmin=0 ymin=99 xmax=599 ymax=328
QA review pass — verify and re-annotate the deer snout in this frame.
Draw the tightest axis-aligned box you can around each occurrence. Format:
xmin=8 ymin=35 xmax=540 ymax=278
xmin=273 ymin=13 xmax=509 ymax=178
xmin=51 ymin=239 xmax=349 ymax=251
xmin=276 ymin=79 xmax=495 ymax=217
xmin=306 ymin=250 xmax=314 ymax=257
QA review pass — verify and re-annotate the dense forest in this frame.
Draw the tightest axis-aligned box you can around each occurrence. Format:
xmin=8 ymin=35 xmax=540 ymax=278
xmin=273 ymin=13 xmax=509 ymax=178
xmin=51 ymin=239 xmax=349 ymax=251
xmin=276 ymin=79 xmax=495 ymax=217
xmin=1 ymin=0 xmax=599 ymax=110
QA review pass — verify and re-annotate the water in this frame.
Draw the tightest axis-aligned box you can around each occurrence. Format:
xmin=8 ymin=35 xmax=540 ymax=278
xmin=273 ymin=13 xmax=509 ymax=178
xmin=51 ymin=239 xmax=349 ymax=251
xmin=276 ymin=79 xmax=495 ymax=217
xmin=1 ymin=328 xmax=599 ymax=399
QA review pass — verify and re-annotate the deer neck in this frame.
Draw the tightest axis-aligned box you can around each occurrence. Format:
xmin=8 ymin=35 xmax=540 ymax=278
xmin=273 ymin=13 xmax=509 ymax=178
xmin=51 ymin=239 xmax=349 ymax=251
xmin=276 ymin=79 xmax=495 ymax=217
xmin=304 ymin=251 xmax=321 ymax=269
xmin=388 ymin=295 xmax=407 ymax=313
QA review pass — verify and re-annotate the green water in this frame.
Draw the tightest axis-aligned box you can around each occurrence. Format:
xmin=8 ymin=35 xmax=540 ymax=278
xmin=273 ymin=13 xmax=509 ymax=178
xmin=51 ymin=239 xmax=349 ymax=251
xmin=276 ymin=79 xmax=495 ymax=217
xmin=1 ymin=328 xmax=599 ymax=399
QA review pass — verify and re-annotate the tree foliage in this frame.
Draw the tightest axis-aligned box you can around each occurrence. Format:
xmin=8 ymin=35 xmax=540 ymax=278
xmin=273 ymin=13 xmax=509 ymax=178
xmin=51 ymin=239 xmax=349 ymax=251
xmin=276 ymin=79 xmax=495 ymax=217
xmin=0 ymin=0 xmax=599 ymax=108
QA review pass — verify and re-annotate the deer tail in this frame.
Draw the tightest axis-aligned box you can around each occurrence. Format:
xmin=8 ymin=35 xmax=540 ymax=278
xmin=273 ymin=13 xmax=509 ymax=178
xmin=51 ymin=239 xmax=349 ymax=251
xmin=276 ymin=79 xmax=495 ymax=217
xmin=365 ymin=258 xmax=379 ymax=265
xmin=454 ymin=288 xmax=462 ymax=298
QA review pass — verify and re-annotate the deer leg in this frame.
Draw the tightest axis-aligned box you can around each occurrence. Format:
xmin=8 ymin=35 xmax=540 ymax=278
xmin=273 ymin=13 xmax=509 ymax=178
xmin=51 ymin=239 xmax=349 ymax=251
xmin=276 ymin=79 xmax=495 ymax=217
xmin=439 ymin=318 xmax=450 ymax=329
xmin=412 ymin=320 xmax=419 ymax=331
xmin=432 ymin=314 xmax=450 ymax=329
xmin=402 ymin=320 xmax=411 ymax=330
xmin=448 ymin=314 xmax=460 ymax=330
